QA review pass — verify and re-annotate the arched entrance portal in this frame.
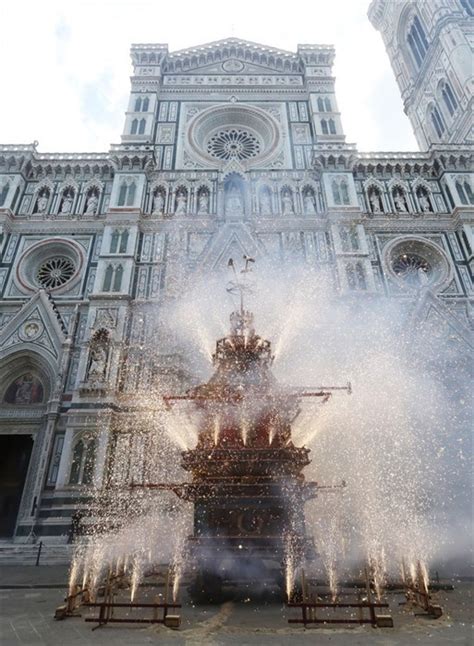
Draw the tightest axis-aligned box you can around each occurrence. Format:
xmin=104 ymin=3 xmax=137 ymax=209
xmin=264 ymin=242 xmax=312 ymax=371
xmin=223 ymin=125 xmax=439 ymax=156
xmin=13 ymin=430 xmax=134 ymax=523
xmin=0 ymin=435 xmax=34 ymax=537
xmin=0 ymin=353 xmax=51 ymax=538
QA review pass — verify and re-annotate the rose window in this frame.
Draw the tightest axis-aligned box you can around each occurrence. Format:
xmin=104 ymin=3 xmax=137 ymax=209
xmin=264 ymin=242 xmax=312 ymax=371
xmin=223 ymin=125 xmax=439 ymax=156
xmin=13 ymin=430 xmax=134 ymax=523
xmin=207 ymin=129 xmax=261 ymax=161
xmin=36 ymin=257 xmax=76 ymax=288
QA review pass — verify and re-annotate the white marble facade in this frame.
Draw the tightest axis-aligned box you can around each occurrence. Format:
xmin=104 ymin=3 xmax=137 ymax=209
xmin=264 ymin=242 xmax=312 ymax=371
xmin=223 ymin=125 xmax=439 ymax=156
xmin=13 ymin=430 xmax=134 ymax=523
xmin=0 ymin=31 xmax=472 ymax=541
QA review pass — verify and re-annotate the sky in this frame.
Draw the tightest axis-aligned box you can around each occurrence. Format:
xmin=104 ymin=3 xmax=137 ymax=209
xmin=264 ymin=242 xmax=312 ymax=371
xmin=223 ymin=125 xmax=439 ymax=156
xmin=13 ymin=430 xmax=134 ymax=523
xmin=0 ymin=0 xmax=418 ymax=154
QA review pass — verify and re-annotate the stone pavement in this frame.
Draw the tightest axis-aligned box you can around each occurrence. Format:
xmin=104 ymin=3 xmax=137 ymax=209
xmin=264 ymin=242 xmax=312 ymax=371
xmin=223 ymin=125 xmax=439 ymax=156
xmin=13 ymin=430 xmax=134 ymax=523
xmin=0 ymin=567 xmax=472 ymax=645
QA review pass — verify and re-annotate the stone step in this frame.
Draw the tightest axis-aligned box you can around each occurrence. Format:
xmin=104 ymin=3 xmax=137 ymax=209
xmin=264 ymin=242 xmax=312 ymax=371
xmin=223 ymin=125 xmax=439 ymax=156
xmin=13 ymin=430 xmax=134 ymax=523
xmin=0 ymin=543 xmax=72 ymax=565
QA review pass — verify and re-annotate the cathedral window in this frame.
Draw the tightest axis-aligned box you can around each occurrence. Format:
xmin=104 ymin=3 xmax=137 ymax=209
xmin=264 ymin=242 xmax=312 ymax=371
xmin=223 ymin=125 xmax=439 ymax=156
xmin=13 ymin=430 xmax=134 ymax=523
xmin=103 ymin=264 xmax=114 ymax=291
xmin=350 ymin=228 xmax=359 ymax=250
xmin=0 ymin=182 xmax=10 ymax=207
xmin=457 ymin=179 xmax=474 ymax=204
xmin=142 ymin=97 xmax=149 ymax=111
xmin=328 ymin=119 xmax=336 ymax=134
xmin=134 ymin=97 xmax=142 ymax=112
xmin=430 ymin=105 xmax=445 ymax=138
xmin=117 ymin=181 xmax=136 ymax=207
xmin=127 ymin=182 xmax=136 ymax=205
xmin=110 ymin=229 xmax=120 ymax=253
xmin=332 ymin=180 xmax=341 ymax=205
xmin=113 ymin=264 xmax=123 ymax=291
xmin=119 ymin=229 xmax=129 ymax=253
xmin=339 ymin=227 xmax=350 ymax=252
xmin=317 ymin=97 xmax=332 ymax=112
xmin=207 ymin=128 xmax=260 ymax=161
xmin=340 ymin=226 xmax=359 ymax=252
xmin=321 ymin=119 xmax=329 ymax=135
xmin=441 ymin=82 xmax=458 ymax=116
xmin=460 ymin=0 xmax=474 ymax=16
xmin=118 ymin=183 xmax=127 ymax=205
xmin=340 ymin=180 xmax=350 ymax=205
xmin=355 ymin=262 xmax=367 ymax=289
xmin=138 ymin=118 xmax=146 ymax=134
xmin=407 ymin=15 xmax=429 ymax=69
xmin=464 ymin=182 xmax=474 ymax=204
xmin=103 ymin=263 xmax=123 ymax=292
xmin=131 ymin=118 xmax=138 ymax=135
xmin=69 ymin=436 xmax=96 ymax=486
xmin=36 ymin=257 xmax=76 ymax=289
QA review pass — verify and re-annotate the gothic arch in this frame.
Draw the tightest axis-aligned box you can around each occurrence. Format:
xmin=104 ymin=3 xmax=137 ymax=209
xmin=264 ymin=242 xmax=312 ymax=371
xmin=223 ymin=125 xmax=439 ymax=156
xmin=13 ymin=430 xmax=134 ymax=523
xmin=396 ymin=5 xmax=430 ymax=75
xmin=0 ymin=349 xmax=55 ymax=405
xmin=31 ymin=179 xmax=54 ymax=215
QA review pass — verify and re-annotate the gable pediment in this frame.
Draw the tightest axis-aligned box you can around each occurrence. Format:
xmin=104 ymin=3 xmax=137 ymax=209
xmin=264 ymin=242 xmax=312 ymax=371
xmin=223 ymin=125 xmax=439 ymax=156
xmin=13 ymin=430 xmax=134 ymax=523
xmin=199 ymin=223 xmax=264 ymax=270
xmin=163 ymin=38 xmax=302 ymax=75
xmin=0 ymin=290 xmax=67 ymax=362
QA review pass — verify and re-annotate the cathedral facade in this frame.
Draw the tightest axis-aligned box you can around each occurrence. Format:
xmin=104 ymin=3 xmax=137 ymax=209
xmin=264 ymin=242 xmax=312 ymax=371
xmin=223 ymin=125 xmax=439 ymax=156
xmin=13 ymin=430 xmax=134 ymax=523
xmin=0 ymin=0 xmax=472 ymax=541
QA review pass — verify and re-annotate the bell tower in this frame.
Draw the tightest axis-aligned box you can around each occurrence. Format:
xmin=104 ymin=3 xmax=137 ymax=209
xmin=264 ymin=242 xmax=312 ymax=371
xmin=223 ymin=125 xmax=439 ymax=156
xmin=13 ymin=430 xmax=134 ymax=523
xmin=368 ymin=0 xmax=473 ymax=149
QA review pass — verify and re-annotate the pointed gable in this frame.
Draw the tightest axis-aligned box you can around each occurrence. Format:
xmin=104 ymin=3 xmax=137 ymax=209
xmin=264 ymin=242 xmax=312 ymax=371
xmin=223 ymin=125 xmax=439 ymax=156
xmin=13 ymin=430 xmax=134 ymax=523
xmin=0 ymin=290 xmax=67 ymax=362
xmin=162 ymin=38 xmax=302 ymax=75
xmin=199 ymin=223 xmax=264 ymax=270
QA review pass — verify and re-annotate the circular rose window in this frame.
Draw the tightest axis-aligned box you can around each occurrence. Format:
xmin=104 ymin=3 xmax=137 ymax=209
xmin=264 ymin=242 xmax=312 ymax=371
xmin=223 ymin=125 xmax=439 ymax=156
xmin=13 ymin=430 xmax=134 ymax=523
xmin=36 ymin=257 xmax=76 ymax=289
xmin=16 ymin=238 xmax=84 ymax=293
xmin=207 ymin=129 xmax=261 ymax=161
xmin=186 ymin=104 xmax=281 ymax=169
xmin=384 ymin=237 xmax=452 ymax=291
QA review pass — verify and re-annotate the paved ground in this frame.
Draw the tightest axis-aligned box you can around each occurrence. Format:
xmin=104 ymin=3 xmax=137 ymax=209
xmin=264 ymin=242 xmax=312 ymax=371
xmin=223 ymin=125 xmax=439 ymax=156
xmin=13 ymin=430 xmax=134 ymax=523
xmin=0 ymin=566 xmax=472 ymax=645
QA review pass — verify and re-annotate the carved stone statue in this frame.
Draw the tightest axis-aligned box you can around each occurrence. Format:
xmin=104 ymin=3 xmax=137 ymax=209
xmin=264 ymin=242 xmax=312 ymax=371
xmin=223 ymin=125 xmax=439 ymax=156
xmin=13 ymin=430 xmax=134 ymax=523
xmin=303 ymin=193 xmax=316 ymax=214
xmin=419 ymin=193 xmax=431 ymax=213
xmin=85 ymin=193 xmax=99 ymax=215
xmin=152 ymin=192 xmax=165 ymax=215
xmin=394 ymin=191 xmax=407 ymax=212
xmin=282 ymin=191 xmax=294 ymax=215
xmin=88 ymin=346 xmax=107 ymax=381
xmin=225 ymin=186 xmax=243 ymax=215
xmin=175 ymin=192 xmax=187 ymax=215
xmin=197 ymin=192 xmax=209 ymax=215
xmin=35 ymin=194 xmax=48 ymax=214
xmin=259 ymin=191 xmax=272 ymax=214
xmin=60 ymin=194 xmax=73 ymax=214
xmin=369 ymin=192 xmax=381 ymax=213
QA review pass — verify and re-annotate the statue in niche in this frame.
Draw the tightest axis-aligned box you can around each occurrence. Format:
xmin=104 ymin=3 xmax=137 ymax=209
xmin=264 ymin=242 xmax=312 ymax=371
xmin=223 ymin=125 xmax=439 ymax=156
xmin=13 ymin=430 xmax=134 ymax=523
xmin=197 ymin=192 xmax=209 ymax=215
xmin=394 ymin=190 xmax=407 ymax=212
xmin=87 ymin=329 xmax=109 ymax=382
xmin=87 ymin=346 xmax=107 ymax=381
xmin=152 ymin=191 xmax=165 ymax=215
xmin=175 ymin=192 xmax=187 ymax=215
xmin=35 ymin=192 xmax=49 ymax=214
xmin=4 ymin=373 xmax=44 ymax=404
xmin=225 ymin=186 xmax=243 ymax=215
xmin=418 ymin=192 xmax=432 ymax=213
xmin=303 ymin=192 xmax=316 ymax=214
xmin=282 ymin=191 xmax=294 ymax=215
xmin=85 ymin=192 xmax=99 ymax=215
xmin=369 ymin=191 xmax=382 ymax=213
xmin=259 ymin=191 xmax=272 ymax=214
xmin=285 ymin=231 xmax=303 ymax=256
xmin=60 ymin=192 xmax=73 ymax=214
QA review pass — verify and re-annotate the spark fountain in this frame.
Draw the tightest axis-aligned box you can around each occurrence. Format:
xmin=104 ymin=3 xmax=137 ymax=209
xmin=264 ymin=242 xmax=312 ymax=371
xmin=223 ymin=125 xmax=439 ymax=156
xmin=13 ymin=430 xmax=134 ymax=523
xmin=141 ymin=258 xmax=350 ymax=601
